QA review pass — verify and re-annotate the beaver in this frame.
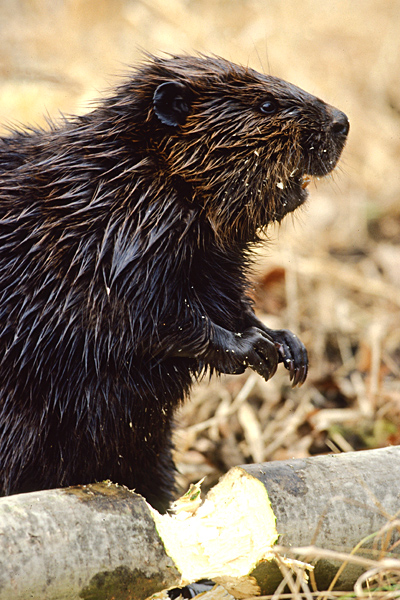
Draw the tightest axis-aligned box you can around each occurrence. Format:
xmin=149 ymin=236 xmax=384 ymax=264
xmin=0 ymin=54 xmax=348 ymax=511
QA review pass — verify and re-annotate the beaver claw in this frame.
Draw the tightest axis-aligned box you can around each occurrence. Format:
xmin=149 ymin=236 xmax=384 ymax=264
xmin=267 ymin=328 xmax=308 ymax=386
xmin=243 ymin=310 xmax=309 ymax=386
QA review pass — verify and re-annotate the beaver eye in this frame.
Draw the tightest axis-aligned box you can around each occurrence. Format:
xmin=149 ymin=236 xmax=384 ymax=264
xmin=260 ymin=99 xmax=278 ymax=115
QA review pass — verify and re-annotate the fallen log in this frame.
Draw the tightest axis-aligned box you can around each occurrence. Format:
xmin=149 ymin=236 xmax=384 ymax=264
xmin=0 ymin=446 xmax=399 ymax=599
xmin=0 ymin=483 xmax=180 ymax=600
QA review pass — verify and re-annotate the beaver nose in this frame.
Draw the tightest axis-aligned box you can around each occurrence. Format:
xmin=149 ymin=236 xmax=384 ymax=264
xmin=330 ymin=108 xmax=349 ymax=137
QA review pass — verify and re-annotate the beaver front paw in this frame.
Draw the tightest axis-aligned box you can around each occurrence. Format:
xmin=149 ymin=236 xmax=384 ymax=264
xmin=207 ymin=326 xmax=279 ymax=382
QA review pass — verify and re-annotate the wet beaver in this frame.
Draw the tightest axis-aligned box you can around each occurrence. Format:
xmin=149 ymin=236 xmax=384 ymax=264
xmin=0 ymin=55 xmax=348 ymax=511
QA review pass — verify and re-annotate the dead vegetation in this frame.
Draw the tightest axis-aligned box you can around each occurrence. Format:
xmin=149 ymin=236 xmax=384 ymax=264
xmin=1 ymin=1 xmax=400 ymax=597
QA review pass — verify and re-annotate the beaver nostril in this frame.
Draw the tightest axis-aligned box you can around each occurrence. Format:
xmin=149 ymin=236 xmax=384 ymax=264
xmin=331 ymin=110 xmax=349 ymax=137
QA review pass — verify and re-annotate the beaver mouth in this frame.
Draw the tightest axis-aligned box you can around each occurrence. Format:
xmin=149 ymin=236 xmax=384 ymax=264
xmin=300 ymin=174 xmax=312 ymax=189
xmin=273 ymin=172 xmax=312 ymax=222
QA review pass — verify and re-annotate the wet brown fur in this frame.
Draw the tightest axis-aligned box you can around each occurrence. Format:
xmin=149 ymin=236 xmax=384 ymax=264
xmin=0 ymin=55 xmax=348 ymax=510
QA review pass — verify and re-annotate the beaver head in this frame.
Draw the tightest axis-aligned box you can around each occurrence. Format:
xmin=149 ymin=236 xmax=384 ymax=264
xmin=126 ymin=55 xmax=349 ymax=241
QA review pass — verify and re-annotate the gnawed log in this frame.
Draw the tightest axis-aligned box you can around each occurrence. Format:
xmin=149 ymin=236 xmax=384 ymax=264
xmin=0 ymin=446 xmax=399 ymax=599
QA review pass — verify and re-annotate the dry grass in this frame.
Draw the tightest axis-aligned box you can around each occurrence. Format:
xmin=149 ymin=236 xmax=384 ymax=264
xmin=1 ymin=0 xmax=400 ymax=597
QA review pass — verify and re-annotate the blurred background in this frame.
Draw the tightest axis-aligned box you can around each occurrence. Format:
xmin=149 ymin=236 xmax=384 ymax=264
xmin=1 ymin=0 xmax=399 ymax=494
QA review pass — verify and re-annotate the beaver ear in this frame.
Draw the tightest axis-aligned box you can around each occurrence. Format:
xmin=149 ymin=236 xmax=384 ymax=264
xmin=153 ymin=81 xmax=191 ymax=127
